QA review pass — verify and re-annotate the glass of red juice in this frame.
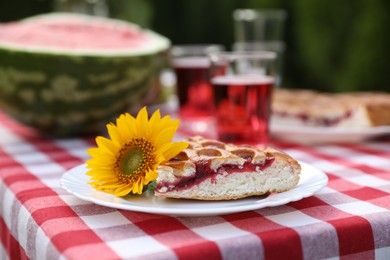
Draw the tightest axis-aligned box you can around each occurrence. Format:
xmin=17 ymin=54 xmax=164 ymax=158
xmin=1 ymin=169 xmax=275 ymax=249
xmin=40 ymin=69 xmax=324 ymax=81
xmin=209 ymin=51 xmax=277 ymax=146
xmin=171 ymin=45 xmax=224 ymax=134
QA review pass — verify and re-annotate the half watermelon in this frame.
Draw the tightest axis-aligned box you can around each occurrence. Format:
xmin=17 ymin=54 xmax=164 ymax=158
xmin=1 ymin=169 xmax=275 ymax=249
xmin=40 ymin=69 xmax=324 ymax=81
xmin=0 ymin=13 xmax=170 ymax=136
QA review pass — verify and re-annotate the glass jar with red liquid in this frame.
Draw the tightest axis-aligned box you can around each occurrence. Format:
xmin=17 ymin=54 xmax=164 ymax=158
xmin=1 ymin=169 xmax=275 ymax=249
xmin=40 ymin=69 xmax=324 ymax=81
xmin=209 ymin=51 xmax=277 ymax=146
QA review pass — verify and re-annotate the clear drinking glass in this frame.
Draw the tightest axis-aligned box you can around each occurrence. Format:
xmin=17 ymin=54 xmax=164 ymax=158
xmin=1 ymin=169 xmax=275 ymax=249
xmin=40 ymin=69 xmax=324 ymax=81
xmin=171 ymin=44 xmax=224 ymax=134
xmin=233 ymin=9 xmax=287 ymax=43
xmin=233 ymin=9 xmax=287 ymax=87
xmin=232 ymin=41 xmax=285 ymax=87
xmin=209 ymin=51 xmax=277 ymax=146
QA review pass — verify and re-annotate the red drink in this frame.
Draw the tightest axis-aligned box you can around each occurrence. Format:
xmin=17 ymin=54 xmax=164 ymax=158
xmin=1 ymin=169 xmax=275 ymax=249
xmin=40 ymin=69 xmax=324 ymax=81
xmin=211 ymin=75 xmax=274 ymax=145
xmin=173 ymin=57 xmax=213 ymax=119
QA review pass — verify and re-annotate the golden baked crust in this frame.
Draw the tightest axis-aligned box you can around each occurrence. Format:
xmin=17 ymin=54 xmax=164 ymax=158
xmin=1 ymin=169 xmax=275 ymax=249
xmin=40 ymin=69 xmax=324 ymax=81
xmin=155 ymin=136 xmax=301 ymax=200
xmin=272 ymin=89 xmax=390 ymax=127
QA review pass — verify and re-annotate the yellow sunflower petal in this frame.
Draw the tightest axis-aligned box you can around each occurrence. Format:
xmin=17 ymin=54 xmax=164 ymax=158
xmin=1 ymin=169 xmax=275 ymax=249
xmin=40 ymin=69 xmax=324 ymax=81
xmin=155 ymin=154 xmax=166 ymax=165
xmin=107 ymin=123 xmax=123 ymax=147
xmin=144 ymin=170 xmax=158 ymax=184
xmin=95 ymin=181 xmax=126 ymax=189
xmin=157 ymin=141 xmax=189 ymax=162
xmin=93 ymin=136 xmax=118 ymax=156
xmin=152 ymin=115 xmax=179 ymax=136
xmin=86 ymin=169 xmax=112 ymax=178
xmin=149 ymin=118 xmax=180 ymax=147
xmin=114 ymin=184 xmax=133 ymax=197
xmin=91 ymin=174 xmax=117 ymax=181
xmin=116 ymin=114 xmax=132 ymax=142
xmin=86 ymin=159 xmax=113 ymax=169
xmin=123 ymin=113 xmax=138 ymax=138
xmin=152 ymin=126 xmax=179 ymax=149
xmin=132 ymin=177 xmax=144 ymax=194
xmin=134 ymin=107 xmax=149 ymax=137
xmin=146 ymin=109 xmax=162 ymax=139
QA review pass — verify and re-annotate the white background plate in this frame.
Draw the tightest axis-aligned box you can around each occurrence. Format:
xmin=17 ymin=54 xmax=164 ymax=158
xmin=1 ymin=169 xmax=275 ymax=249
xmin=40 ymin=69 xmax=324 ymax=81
xmin=271 ymin=125 xmax=390 ymax=144
xmin=60 ymin=161 xmax=328 ymax=217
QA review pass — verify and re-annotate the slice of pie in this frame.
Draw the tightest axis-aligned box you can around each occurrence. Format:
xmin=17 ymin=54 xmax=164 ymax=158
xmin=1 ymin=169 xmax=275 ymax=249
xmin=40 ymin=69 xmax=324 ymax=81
xmin=271 ymin=88 xmax=390 ymax=128
xmin=155 ymin=136 xmax=301 ymax=200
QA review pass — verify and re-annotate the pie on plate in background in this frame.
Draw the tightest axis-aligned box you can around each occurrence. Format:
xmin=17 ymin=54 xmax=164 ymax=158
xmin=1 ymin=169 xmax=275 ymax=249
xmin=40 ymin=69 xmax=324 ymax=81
xmin=271 ymin=89 xmax=390 ymax=143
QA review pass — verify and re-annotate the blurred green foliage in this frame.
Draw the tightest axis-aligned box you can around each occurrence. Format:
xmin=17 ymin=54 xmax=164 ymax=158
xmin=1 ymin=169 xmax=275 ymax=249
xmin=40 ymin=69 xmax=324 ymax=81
xmin=1 ymin=0 xmax=389 ymax=92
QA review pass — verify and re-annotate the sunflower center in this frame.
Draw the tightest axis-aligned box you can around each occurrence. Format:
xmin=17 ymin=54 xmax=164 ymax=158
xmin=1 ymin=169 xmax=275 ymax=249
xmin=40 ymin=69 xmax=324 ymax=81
xmin=121 ymin=149 xmax=144 ymax=175
xmin=114 ymin=138 xmax=155 ymax=183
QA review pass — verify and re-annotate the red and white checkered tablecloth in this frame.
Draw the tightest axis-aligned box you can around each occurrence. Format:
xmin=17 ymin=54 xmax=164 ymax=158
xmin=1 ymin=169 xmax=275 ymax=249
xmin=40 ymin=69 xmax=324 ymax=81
xmin=1 ymin=111 xmax=390 ymax=260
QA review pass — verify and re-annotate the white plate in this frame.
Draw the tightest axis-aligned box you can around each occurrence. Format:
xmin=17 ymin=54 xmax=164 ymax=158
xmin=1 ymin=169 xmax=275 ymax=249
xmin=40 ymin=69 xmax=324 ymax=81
xmin=60 ymin=162 xmax=328 ymax=217
xmin=271 ymin=125 xmax=390 ymax=144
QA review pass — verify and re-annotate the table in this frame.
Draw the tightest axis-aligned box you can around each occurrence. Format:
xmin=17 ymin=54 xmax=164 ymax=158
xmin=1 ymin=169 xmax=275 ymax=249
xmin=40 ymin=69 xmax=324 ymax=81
xmin=1 ymin=110 xmax=390 ymax=260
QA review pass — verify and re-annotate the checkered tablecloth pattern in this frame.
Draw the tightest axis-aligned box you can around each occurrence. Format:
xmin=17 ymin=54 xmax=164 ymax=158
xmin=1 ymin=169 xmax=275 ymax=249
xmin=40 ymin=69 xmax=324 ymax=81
xmin=1 ymin=111 xmax=390 ymax=260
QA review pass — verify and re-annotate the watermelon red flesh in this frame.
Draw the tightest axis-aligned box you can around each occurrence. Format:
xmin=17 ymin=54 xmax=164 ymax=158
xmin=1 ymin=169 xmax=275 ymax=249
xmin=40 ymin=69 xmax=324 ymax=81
xmin=0 ymin=13 xmax=170 ymax=136
xmin=0 ymin=20 xmax=151 ymax=50
xmin=0 ymin=13 xmax=170 ymax=55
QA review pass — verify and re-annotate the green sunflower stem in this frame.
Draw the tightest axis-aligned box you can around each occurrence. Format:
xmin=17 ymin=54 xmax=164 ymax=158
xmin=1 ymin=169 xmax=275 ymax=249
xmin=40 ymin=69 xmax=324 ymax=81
xmin=143 ymin=180 xmax=157 ymax=193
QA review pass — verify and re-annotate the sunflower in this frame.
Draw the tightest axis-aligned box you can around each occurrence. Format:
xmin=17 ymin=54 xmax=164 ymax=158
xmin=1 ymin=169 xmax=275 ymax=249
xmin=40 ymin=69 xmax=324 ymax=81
xmin=86 ymin=107 xmax=189 ymax=196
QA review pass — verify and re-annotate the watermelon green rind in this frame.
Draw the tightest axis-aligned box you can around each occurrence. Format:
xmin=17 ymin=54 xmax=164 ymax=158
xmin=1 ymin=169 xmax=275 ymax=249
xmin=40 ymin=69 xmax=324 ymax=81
xmin=0 ymin=51 xmax=157 ymax=134
xmin=0 ymin=13 xmax=170 ymax=136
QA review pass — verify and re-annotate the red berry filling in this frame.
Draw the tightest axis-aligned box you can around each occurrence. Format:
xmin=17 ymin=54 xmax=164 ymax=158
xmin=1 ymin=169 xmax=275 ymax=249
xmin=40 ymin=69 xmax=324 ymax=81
xmin=157 ymin=157 xmax=275 ymax=192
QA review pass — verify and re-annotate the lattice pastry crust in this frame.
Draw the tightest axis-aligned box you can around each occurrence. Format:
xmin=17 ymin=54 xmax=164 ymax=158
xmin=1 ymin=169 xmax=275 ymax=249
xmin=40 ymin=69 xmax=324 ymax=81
xmin=155 ymin=136 xmax=301 ymax=200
